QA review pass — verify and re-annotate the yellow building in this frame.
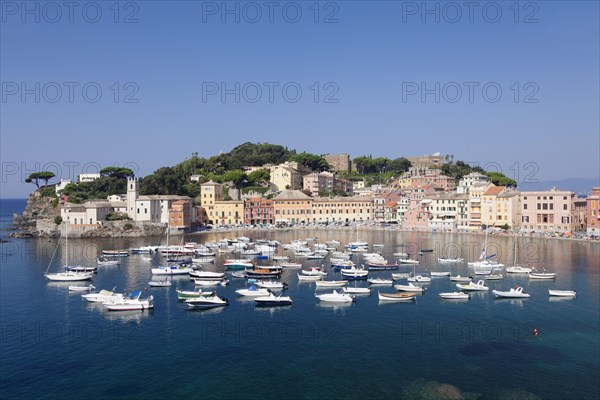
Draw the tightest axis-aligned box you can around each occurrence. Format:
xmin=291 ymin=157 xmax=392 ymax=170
xmin=212 ymin=201 xmax=244 ymax=226
xmin=200 ymin=180 xmax=244 ymax=226
xmin=468 ymin=182 xmax=494 ymax=228
xmin=481 ymin=186 xmax=521 ymax=229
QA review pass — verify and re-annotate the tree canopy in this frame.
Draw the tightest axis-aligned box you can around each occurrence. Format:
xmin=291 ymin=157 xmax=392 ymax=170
xmin=25 ymin=171 xmax=55 ymax=188
xmin=100 ymin=166 xmax=134 ymax=179
xmin=353 ymin=156 xmax=391 ymax=174
xmin=288 ymin=152 xmax=330 ymax=172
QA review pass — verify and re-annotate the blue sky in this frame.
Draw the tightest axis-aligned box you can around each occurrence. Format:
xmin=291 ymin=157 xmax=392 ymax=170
xmin=1 ymin=1 xmax=599 ymax=197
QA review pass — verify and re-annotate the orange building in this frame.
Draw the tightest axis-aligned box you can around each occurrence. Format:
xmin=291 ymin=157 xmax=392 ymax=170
xmin=587 ymin=187 xmax=600 ymax=236
xmin=273 ymin=190 xmax=313 ymax=224
xmin=169 ymin=200 xmax=192 ymax=229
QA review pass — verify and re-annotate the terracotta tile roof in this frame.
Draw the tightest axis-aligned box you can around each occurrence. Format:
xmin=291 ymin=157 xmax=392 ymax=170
xmin=483 ymin=186 xmax=505 ymax=196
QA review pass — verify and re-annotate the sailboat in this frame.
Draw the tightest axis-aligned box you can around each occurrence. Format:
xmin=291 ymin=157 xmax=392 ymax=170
xmin=152 ymin=222 xmax=193 ymax=275
xmin=505 ymin=235 xmax=532 ymax=274
xmin=45 ymin=222 xmax=94 ymax=281
xmin=468 ymin=226 xmax=504 ymax=273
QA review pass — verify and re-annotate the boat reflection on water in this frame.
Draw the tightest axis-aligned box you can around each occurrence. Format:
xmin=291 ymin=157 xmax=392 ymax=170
xmin=101 ymin=309 xmax=153 ymax=323
xmin=549 ymin=296 xmax=576 ymax=303
xmin=185 ymin=306 xmax=226 ymax=316
xmin=377 ymin=299 xmax=417 ymax=306
xmin=493 ymin=298 xmax=527 ymax=308
xmin=315 ymin=301 xmax=353 ymax=312
xmin=253 ymin=304 xmax=292 ymax=316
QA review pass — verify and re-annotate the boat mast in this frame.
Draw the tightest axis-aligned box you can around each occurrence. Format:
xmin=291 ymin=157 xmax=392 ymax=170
xmin=65 ymin=221 xmax=68 ymax=268
xmin=513 ymin=234 xmax=518 ymax=267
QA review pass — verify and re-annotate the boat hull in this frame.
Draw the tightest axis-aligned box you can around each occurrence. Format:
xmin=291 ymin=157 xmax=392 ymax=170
xmin=378 ymin=292 xmax=416 ymax=301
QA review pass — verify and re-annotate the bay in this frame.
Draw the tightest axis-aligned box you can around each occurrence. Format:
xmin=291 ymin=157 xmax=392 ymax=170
xmin=1 ymin=199 xmax=599 ymax=399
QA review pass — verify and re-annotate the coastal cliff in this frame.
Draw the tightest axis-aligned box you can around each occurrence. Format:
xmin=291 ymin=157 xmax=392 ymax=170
xmin=11 ymin=189 xmax=168 ymax=238
xmin=11 ymin=189 xmax=61 ymax=237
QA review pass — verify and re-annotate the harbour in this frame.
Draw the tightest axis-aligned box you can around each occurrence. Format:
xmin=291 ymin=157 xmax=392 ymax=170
xmin=1 ymin=199 xmax=599 ymax=399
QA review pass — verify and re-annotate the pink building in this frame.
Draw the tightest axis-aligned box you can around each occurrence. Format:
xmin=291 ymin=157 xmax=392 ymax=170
xmin=244 ymin=198 xmax=274 ymax=225
xmin=374 ymin=191 xmax=403 ymax=222
xmin=402 ymin=184 xmax=439 ymax=228
xmin=520 ymin=188 xmax=586 ymax=233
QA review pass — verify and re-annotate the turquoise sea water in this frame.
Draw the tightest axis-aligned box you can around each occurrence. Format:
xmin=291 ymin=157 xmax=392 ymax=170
xmin=1 ymin=199 xmax=599 ymax=399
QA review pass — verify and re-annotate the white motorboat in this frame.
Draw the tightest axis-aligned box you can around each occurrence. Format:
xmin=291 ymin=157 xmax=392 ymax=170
xmin=397 ymin=258 xmax=420 ymax=264
xmin=151 ymin=265 xmax=193 ymax=275
xmin=430 ymin=271 xmax=451 ymax=277
xmin=297 ymin=273 xmax=323 ymax=282
xmin=186 ymin=294 xmax=229 ymax=308
xmin=315 ymin=290 xmax=355 ymax=303
xmin=378 ymin=291 xmax=415 ymax=302
xmin=343 ymin=287 xmax=370 ymax=294
xmin=449 ymin=275 xmax=472 ymax=282
xmin=492 ymin=286 xmax=530 ymax=298
xmin=407 ymin=275 xmax=431 ymax=283
xmin=315 ymin=280 xmax=348 ymax=288
xmin=331 ymin=259 xmax=355 ymax=268
xmin=301 ymin=268 xmax=327 ymax=276
xmin=367 ymin=278 xmax=393 ymax=285
xmin=148 ymin=280 xmax=172 ymax=287
xmin=529 ymin=271 xmax=556 ymax=279
xmin=103 ymin=291 xmax=153 ymax=311
xmin=254 ymin=293 xmax=293 ymax=306
xmin=438 ymin=257 xmax=464 ymax=263
xmin=391 ymin=272 xmax=411 ymax=280
xmin=223 ymin=260 xmax=254 ymax=269
xmin=456 ymin=280 xmax=489 ymax=291
xmin=272 ymin=256 xmax=290 ymax=261
xmin=176 ymin=289 xmax=214 ymax=299
xmin=393 ymin=252 xmax=408 ymax=257
xmin=194 ymin=279 xmax=228 ymax=286
xmin=485 ymin=273 xmax=504 ymax=280
xmin=506 ymin=266 xmax=532 ymax=274
xmin=548 ymin=289 xmax=576 ymax=297
xmin=235 ymin=286 xmax=271 ymax=297
xmin=254 ymin=280 xmax=287 ymax=290
xmin=190 ymin=271 xmax=225 ymax=280
xmin=394 ymin=283 xmax=425 ymax=292
xmin=82 ymin=288 xmax=124 ymax=303
xmin=68 ymin=285 xmax=95 ymax=292
xmin=278 ymin=262 xmax=302 ymax=268
xmin=439 ymin=292 xmax=470 ymax=300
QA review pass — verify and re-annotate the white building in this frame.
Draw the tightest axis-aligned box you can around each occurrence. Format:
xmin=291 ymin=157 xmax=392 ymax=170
xmin=457 ymin=172 xmax=489 ymax=194
xmin=428 ymin=192 xmax=469 ymax=230
xmin=61 ymin=200 xmax=126 ymax=225
xmin=55 ymin=179 xmax=72 ymax=194
xmin=126 ymin=177 xmax=190 ymax=223
xmin=78 ymin=173 xmax=101 ymax=183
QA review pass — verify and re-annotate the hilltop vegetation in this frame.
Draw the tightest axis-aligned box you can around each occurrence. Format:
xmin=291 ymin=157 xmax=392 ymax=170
xmin=45 ymin=143 xmax=517 ymax=205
